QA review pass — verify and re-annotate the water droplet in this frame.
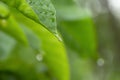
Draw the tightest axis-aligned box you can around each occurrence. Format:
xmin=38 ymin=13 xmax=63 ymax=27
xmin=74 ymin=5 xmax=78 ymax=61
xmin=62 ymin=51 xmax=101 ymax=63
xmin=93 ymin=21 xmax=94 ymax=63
xmin=36 ymin=54 xmax=43 ymax=62
xmin=36 ymin=51 xmax=45 ymax=62
xmin=55 ymin=34 xmax=63 ymax=42
xmin=97 ymin=58 xmax=105 ymax=67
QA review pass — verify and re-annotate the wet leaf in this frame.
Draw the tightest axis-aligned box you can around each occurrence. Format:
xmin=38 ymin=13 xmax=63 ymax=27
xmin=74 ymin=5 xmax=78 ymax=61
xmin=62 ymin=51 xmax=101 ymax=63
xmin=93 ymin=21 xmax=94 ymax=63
xmin=1 ymin=0 xmax=57 ymax=35
xmin=26 ymin=0 xmax=57 ymax=34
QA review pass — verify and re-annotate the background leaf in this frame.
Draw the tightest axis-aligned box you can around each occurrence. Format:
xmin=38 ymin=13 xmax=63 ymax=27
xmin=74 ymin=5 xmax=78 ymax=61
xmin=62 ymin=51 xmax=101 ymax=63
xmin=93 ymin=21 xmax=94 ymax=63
xmin=52 ymin=0 xmax=97 ymax=59
xmin=0 ymin=31 xmax=16 ymax=61
xmin=0 ymin=15 xmax=28 ymax=45
xmin=0 ymin=2 xmax=28 ymax=45
xmin=58 ymin=18 xmax=97 ymax=58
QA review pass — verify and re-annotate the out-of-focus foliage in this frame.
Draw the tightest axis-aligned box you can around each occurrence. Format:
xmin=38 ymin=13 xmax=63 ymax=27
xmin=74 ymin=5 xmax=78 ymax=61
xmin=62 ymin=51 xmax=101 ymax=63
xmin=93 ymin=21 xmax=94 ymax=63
xmin=0 ymin=2 xmax=28 ymax=45
xmin=52 ymin=0 xmax=97 ymax=59
xmin=0 ymin=0 xmax=69 ymax=80
xmin=1 ymin=0 xmax=120 ymax=80
xmin=51 ymin=0 xmax=98 ymax=80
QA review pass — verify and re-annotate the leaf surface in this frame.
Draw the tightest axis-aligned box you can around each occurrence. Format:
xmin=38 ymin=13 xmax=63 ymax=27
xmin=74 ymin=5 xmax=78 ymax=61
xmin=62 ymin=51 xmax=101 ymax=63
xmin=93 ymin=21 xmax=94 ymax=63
xmin=1 ymin=0 xmax=57 ymax=35
xmin=15 ymin=14 xmax=70 ymax=80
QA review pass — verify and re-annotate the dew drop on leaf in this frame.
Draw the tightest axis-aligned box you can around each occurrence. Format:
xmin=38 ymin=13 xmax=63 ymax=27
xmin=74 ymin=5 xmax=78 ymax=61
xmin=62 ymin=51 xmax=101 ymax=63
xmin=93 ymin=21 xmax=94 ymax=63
xmin=36 ymin=53 xmax=43 ymax=62
xmin=55 ymin=34 xmax=63 ymax=42
xmin=97 ymin=58 xmax=105 ymax=67
xmin=36 ymin=51 xmax=45 ymax=62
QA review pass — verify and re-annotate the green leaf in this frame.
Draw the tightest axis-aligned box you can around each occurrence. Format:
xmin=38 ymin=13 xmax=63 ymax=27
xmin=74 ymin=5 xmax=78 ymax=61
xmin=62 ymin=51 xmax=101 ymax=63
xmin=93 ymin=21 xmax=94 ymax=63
xmin=26 ymin=0 xmax=57 ymax=34
xmin=0 ymin=43 xmax=50 ymax=80
xmin=0 ymin=23 xmax=49 ymax=80
xmin=31 ymin=23 xmax=70 ymax=80
xmin=52 ymin=0 xmax=97 ymax=59
xmin=58 ymin=18 xmax=97 ymax=59
xmin=15 ymin=13 xmax=70 ymax=80
xmin=1 ymin=0 xmax=57 ymax=35
xmin=20 ymin=24 xmax=41 ymax=52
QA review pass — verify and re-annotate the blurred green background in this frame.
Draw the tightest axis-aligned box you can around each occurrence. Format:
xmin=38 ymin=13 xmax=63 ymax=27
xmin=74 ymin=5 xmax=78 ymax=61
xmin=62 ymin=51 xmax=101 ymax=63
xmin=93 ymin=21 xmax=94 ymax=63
xmin=0 ymin=0 xmax=120 ymax=80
